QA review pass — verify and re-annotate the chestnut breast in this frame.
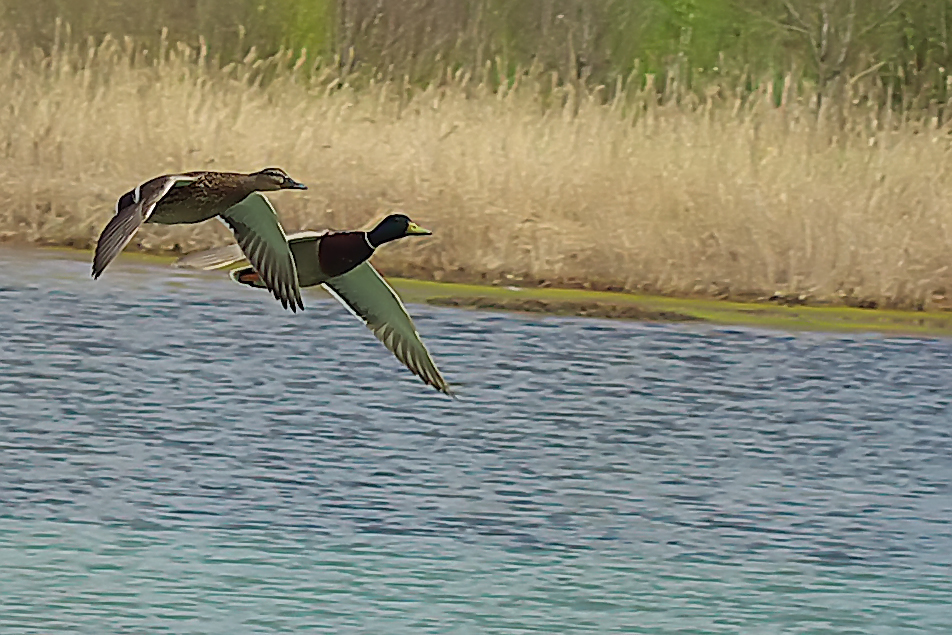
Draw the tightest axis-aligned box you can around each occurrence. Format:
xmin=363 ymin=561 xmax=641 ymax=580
xmin=318 ymin=232 xmax=374 ymax=278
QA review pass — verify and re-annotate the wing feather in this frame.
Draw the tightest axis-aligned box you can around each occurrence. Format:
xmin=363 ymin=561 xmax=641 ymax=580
xmin=323 ymin=262 xmax=452 ymax=396
xmin=218 ymin=192 xmax=303 ymax=312
xmin=174 ymin=231 xmax=325 ymax=272
xmin=173 ymin=243 xmax=248 ymax=270
xmin=92 ymin=175 xmax=196 ymax=278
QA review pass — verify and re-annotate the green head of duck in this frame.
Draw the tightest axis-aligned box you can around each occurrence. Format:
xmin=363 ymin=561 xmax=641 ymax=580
xmin=367 ymin=214 xmax=432 ymax=248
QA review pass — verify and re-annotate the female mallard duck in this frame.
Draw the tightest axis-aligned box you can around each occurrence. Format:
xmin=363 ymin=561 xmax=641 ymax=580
xmin=92 ymin=167 xmax=307 ymax=311
xmin=175 ymin=214 xmax=452 ymax=396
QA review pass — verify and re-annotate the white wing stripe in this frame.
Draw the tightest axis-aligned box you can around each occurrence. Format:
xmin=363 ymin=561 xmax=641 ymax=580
xmin=322 ymin=283 xmax=367 ymax=324
xmin=143 ymin=176 xmax=195 ymax=222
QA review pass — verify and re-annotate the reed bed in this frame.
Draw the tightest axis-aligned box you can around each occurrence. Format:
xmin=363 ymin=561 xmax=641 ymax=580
xmin=2 ymin=31 xmax=952 ymax=309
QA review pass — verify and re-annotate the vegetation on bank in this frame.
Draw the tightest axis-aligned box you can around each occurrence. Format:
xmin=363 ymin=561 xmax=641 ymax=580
xmin=5 ymin=1 xmax=952 ymax=96
xmin=1 ymin=3 xmax=952 ymax=311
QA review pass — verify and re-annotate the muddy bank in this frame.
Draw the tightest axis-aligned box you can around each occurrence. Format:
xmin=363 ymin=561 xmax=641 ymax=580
xmin=390 ymin=279 xmax=952 ymax=338
xmin=427 ymin=296 xmax=703 ymax=322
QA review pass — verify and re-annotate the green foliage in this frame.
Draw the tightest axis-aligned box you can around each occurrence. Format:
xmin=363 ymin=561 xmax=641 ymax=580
xmin=0 ymin=0 xmax=335 ymax=58
xmin=3 ymin=0 xmax=952 ymax=104
xmin=245 ymin=0 xmax=335 ymax=56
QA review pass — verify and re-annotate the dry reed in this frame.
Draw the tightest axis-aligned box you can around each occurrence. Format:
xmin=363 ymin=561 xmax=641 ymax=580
xmin=2 ymin=30 xmax=952 ymax=309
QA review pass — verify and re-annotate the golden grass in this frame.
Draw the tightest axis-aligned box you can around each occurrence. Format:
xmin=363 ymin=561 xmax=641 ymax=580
xmin=2 ymin=30 xmax=952 ymax=309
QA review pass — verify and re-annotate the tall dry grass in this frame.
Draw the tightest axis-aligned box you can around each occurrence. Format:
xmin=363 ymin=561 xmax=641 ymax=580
xmin=2 ymin=30 xmax=952 ymax=309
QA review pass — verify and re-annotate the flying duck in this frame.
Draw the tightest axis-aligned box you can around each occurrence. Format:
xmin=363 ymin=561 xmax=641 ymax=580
xmin=92 ymin=167 xmax=307 ymax=311
xmin=175 ymin=214 xmax=453 ymax=396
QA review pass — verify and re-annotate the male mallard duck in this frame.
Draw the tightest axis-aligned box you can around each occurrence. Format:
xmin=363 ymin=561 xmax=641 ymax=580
xmin=175 ymin=214 xmax=452 ymax=396
xmin=92 ymin=167 xmax=307 ymax=311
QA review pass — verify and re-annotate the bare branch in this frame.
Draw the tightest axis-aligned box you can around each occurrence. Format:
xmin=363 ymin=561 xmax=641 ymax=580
xmin=747 ymin=2 xmax=821 ymax=68
xmin=848 ymin=60 xmax=886 ymax=86
xmin=779 ymin=0 xmax=811 ymax=31
xmin=834 ymin=0 xmax=857 ymax=69
xmin=743 ymin=7 xmax=812 ymax=36
xmin=857 ymin=0 xmax=907 ymax=39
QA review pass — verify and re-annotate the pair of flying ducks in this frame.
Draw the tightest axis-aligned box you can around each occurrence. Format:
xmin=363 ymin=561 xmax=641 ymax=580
xmin=92 ymin=167 xmax=452 ymax=396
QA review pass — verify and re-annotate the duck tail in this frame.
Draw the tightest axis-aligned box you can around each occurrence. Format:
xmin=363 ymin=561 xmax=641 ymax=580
xmin=229 ymin=266 xmax=268 ymax=289
xmin=174 ymin=243 xmax=246 ymax=270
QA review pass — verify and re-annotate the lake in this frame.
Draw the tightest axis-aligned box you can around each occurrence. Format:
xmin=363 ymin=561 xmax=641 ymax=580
xmin=1 ymin=247 xmax=950 ymax=633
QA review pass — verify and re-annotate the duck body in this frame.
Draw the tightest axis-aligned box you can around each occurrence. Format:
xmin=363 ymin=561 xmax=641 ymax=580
xmin=282 ymin=231 xmax=374 ymax=285
xmin=253 ymin=215 xmax=429 ymax=285
xmin=138 ymin=171 xmax=262 ymax=225
xmin=94 ymin=167 xmax=307 ymax=311
xmin=175 ymin=215 xmax=452 ymax=396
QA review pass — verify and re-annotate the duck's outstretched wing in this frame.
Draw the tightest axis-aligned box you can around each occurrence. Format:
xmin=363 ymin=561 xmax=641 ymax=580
xmin=173 ymin=243 xmax=247 ymax=270
xmin=323 ymin=262 xmax=453 ymax=397
xmin=219 ymin=192 xmax=303 ymax=312
xmin=92 ymin=175 xmax=197 ymax=278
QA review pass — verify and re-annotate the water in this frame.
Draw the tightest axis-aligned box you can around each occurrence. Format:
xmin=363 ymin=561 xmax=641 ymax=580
xmin=1 ymin=247 xmax=950 ymax=634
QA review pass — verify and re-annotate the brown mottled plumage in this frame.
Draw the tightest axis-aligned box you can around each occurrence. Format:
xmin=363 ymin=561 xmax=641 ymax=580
xmin=142 ymin=171 xmax=266 ymax=223
xmin=93 ymin=167 xmax=307 ymax=311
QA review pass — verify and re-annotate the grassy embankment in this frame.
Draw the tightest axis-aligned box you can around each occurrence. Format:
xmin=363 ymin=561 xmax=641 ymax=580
xmin=3 ymin=30 xmax=952 ymax=333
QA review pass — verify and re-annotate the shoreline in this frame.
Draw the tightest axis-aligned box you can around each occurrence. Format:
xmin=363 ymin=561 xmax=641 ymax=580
xmin=5 ymin=39 xmax=952 ymax=320
xmin=25 ymin=243 xmax=952 ymax=338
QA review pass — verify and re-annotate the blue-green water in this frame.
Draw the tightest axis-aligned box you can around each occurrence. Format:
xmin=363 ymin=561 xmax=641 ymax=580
xmin=1 ymin=248 xmax=950 ymax=633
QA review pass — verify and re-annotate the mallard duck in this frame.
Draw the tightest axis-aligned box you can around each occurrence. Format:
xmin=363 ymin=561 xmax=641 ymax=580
xmin=175 ymin=214 xmax=453 ymax=396
xmin=92 ymin=167 xmax=307 ymax=311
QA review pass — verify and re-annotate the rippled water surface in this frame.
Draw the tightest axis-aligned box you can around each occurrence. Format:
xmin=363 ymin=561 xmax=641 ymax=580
xmin=1 ymin=247 xmax=951 ymax=633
